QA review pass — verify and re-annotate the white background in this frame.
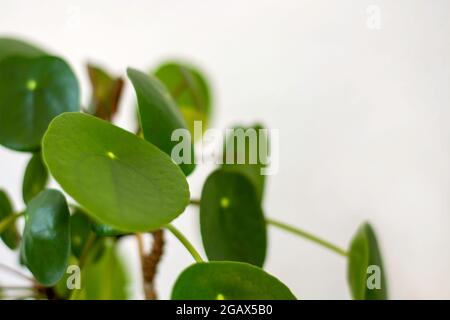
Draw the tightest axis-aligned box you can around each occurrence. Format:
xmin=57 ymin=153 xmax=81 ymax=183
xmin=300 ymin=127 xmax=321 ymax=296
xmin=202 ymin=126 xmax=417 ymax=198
xmin=1 ymin=0 xmax=450 ymax=299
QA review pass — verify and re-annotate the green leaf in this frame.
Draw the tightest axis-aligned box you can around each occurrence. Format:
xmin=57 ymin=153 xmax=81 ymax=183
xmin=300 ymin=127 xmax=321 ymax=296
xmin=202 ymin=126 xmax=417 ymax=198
xmin=172 ymin=262 xmax=296 ymax=300
xmin=154 ymin=61 xmax=212 ymax=139
xmin=127 ymin=68 xmax=195 ymax=176
xmin=22 ymin=189 xmax=70 ymax=286
xmin=71 ymin=238 xmax=129 ymax=300
xmin=70 ymin=208 xmax=92 ymax=259
xmin=0 ymin=37 xmax=46 ymax=62
xmin=0 ymin=189 xmax=20 ymax=249
xmin=42 ymin=112 xmax=190 ymax=232
xmin=222 ymin=124 xmax=268 ymax=201
xmin=347 ymin=222 xmax=388 ymax=300
xmin=200 ymin=169 xmax=267 ymax=267
xmin=87 ymin=64 xmax=124 ymax=121
xmin=0 ymin=56 xmax=80 ymax=151
xmin=92 ymin=222 xmax=127 ymax=237
xmin=22 ymin=152 xmax=49 ymax=204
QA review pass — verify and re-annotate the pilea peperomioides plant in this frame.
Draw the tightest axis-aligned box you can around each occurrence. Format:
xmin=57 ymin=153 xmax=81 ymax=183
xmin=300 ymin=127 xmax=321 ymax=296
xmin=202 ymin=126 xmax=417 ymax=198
xmin=0 ymin=37 xmax=387 ymax=300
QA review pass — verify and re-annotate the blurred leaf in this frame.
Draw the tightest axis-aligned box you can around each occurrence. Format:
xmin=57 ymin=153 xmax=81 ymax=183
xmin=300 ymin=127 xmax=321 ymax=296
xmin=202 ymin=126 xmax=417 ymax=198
xmin=0 ymin=56 xmax=79 ymax=151
xmin=42 ymin=112 xmax=190 ymax=232
xmin=222 ymin=124 xmax=268 ymax=201
xmin=0 ymin=189 xmax=20 ymax=249
xmin=71 ymin=238 xmax=129 ymax=300
xmin=70 ymin=208 xmax=92 ymax=259
xmin=347 ymin=222 xmax=388 ymax=300
xmin=87 ymin=64 xmax=124 ymax=121
xmin=127 ymin=68 xmax=195 ymax=176
xmin=0 ymin=37 xmax=46 ymax=62
xmin=172 ymin=262 xmax=296 ymax=300
xmin=92 ymin=222 xmax=127 ymax=237
xmin=22 ymin=189 xmax=70 ymax=286
xmin=54 ymin=255 xmax=78 ymax=299
xmin=154 ymin=61 xmax=211 ymax=139
xmin=22 ymin=152 xmax=48 ymax=204
xmin=200 ymin=170 xmax=266 ymax=267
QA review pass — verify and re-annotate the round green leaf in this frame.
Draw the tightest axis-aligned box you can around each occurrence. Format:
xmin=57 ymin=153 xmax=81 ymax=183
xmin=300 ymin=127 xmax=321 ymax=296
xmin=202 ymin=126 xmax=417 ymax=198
xmin=70 ymin=208 xmax=92 ymax=258
xmin=42 ymin=112 xmax=190 ymax=232
xmin=0 ymin=189 xmax=20 ymax=250
xmin=0 ymin=37 xmax=46 ymax=62
xmin=200 ymin=170 xmax=267 ymax=267
xmin=22 ymin=152 xmax=49 ymax=204
xmin=127 ymin=68 xmax=195 ymax=176
xmin=222 ymin=124 xmax=268 ymax=202
xmin=347 ymin=222 xmax=388 ymax=300
xmin=0 ymin=56 xmax=80 ymax=151
xmin=23 ymin=189 xmax=70 ymax=286
xmin=154 ymin=61 xmax=212 ymax=138
xmin=172 ymin=262 xmax=296 ymax=300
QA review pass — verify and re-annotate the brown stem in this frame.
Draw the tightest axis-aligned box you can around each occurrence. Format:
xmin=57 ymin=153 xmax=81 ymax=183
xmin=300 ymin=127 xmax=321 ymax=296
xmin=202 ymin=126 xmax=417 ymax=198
xmin=137 ymin=230 xmax=165 ymax=300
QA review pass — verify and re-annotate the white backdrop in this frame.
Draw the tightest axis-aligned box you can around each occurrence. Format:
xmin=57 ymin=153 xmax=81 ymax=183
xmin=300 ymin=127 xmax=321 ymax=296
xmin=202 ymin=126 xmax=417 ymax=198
xmin=1 ymin=0 xmax=450 ymax=299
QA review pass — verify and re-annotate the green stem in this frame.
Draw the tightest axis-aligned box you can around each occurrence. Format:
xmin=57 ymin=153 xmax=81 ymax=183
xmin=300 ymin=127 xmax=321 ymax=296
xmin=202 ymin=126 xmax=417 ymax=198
xmin=0 ymin=212 xmax=24 ymax=235
xmin=266 ymin=218 xmax=348 ymax=257
xmin=165 ymin=224 xmax=204 ymax=263
xmin=189 ymin=199 xmax=201 ymax=206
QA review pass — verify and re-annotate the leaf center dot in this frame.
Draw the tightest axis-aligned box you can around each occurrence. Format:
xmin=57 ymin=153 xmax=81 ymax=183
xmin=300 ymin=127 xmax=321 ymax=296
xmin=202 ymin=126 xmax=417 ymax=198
xmin=220 ymin=197 xmax=230 ymax=208
xmin=26 ymin=79 xmax=37 ymax=91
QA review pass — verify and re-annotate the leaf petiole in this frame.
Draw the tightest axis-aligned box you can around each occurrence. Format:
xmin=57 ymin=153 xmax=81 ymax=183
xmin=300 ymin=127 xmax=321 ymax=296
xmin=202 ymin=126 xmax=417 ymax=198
xmin=165 ymin=224 xmax=204 ymax=263
xmin=266 ymin=218 xmax=348 ymax=257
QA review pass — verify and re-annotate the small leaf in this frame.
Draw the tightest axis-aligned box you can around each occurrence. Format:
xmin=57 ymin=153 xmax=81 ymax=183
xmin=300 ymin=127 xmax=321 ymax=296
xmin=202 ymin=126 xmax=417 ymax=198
xmin=0 ymin=37 xmax=46 ymax=62
xmin=0 ymin=56 xmax=80 ymax=151
xmin=22 ymin=152 xmax=48 ymax=204
xmin=222 ymin=124 xmax=269 ymax=201
xmin=127 ymin=68 xmax=195 ymax=176
xmin=0 ymin=189 xmax=20 ymax=249
xmin=42 ymin=112 xmax=190 ymax=232
xmin=200 ymin=170 xmax=267 ymax=267
xmin=71 ymin=238 xmax=129 ymax=300
xmin=92 ymin=222 xmax=127 ymax=237
xmin=87 ymin=64 xmax=124 ymax=121
xmin=22 ymin=189 xmax=71 ymax=286
xmin=154 ymin=61 xmax=212 ymax=139
xmin=70 ymin=208 xmax=92 ymax=259
xmin=172 ymin=262 xmax=296 ymax=300
xmin=347 ymin=222 xmax=388 ymax=300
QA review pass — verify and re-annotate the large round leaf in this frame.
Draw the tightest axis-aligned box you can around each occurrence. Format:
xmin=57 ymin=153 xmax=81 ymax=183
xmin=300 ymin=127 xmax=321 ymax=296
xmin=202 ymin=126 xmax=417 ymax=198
xmin=0 ymin=56 xmax=79 ymax=151
xmin=172 ymin=262 xmax=296 ymax=300
xmin=222 ymin=124 xmax=268 ymax=202
xmin=347 ymin=222 xmax=388 ymax=300
xmin=200 ymin=170 xmax=267 ymax=267
xmin=22 ymin=152 xmax=49 ymax=204
xmin=154 ymin=61 xmax=212 ymax=138
xmin=0 ymin=37 xmax=46 ymax=62
xmin=42 ymin=112 xmax=190 ymax=232
xmin=127 ymin=68 xmax=195 ymax=176
xmin=23 ymin=189 xmax=70 ymax=286
xmin=0 ymin=189 xmax=20 ymax=250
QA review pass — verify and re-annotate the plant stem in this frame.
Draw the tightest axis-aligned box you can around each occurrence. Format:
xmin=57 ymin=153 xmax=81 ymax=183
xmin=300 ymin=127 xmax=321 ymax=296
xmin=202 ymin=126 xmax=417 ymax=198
xmin=266 ymin=218 xmax=348 ymax=257
xmin=0 ymin=212 xmax=24 ymax=235
xmin=189 ymin=198 xmax=201 ymax=206
xmin=78 ymin=232 xmax=96 ymax=269
xmin=165 ymin=224 xmax=204 ymax=263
